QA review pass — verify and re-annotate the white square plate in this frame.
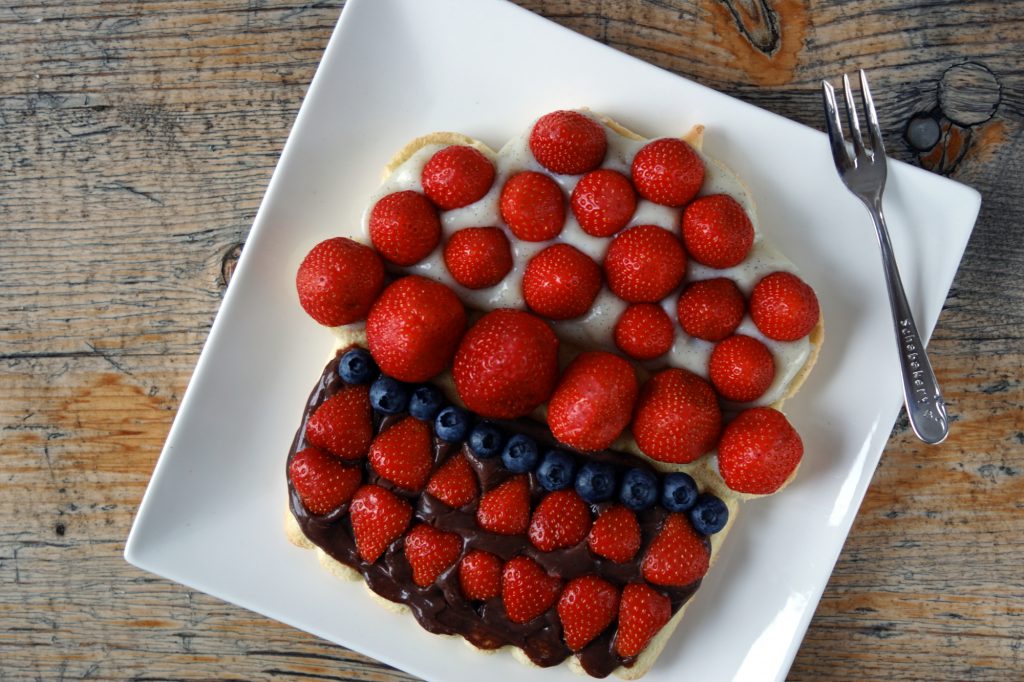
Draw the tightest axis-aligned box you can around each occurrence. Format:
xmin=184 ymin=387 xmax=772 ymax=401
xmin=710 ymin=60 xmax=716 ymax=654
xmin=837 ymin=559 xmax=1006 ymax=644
xmin=125 ymin=0 xmax=981 ymax=680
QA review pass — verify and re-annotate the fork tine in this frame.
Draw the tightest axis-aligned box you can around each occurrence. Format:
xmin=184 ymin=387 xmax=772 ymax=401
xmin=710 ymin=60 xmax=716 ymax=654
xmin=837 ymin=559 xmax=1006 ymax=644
xmin=842 ymin=73 xmax=866 ymax=158
xmin=859 ymin=69 xmax=886 ymax=157
xmin=821 ymin=81 xmax=852 ymax=171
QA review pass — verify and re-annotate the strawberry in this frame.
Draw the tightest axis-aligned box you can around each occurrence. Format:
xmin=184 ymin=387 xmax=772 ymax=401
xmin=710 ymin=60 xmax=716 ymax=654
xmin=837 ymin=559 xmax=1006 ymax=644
xmin=528 ymin=110 xmax=607 ymax=175
xmin=368 ymin=190 xmax=441 ymax=266
xmin=459 ymin=550 xmax=503 ymax=601
xmin=641 ymin=513 xmax=710 ymax=587
xmin=613 ymin=303 xmax=675 ymax=360
xmin=366 ymin=276 xmax=466 ymax=383
xmin=681 ymin=194 xmax=755 ymax=268
xmin=750 ymin=271 xmax=820 ymax=341
xmin=709 ymin=334 xmax=776 ymax=403
xmin=453 ymin=309 xmax=559 ymax=419
xmin=443 ymin=227 xmax=513 ymax=290
xmin=570 ymin=168 xmax=637 ymax=237
xmin=717 ymin=406 xmax=803 ymax=494
xmin=289 ymin=447 xmax=362 ymax=515
xmin=557 ymin=575 xmax=620 ymax=651
xmin=368 ymin=416 xmax=434 ymax=492
xmin=587 ymin=505 xmax=641 ymax=563
xmin=295 ymin=237 xmax=385 ymax=327
xmin=547 ymin=351 xmax=638 ymax=451
xmin=501 ymin=555 xmax=563 ymax=624
xmin=304 ymin=384 xmax=373 ymax=460
xmin=528 ymin=490 xmax=592 ymax=552
xmin=421 ymin=145 xmax=495 ymax=210
xmin=631 ymin=138 xmax=705 ymax=207
xmin=476 ymin=475 xmax=531 ymax=535
xmin=522 ymin=244 xmax=602 ymax=320
xmin=349 ymin=484 xmax=413 ymax=563
xmin=425 ymin=452 xmax=478 ymax=508
xmin=603 ymin=225 xmax=687 ymax=303
xmin=614 ymin=583 xmax=672 ymax=658
xmin=403 ymin=523 xmax=463 ymax=587
xmin=676 ymin=277 xmax=745 ymax=342
xmin=632 ymin=368 xmax=722 ymax=464
xmin=499 ymin=171 xmax=566 ymax=242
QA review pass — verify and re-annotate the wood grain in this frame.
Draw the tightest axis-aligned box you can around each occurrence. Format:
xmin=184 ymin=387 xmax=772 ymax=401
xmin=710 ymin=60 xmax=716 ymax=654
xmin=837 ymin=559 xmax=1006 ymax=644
xmin=1 ymin=1 xmax=1022 ymax=680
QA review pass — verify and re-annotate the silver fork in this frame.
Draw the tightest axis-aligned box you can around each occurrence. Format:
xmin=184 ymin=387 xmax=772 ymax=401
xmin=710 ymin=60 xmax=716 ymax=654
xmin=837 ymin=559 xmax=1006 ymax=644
xmin=822 ymin=70 xmax=949 ymax=445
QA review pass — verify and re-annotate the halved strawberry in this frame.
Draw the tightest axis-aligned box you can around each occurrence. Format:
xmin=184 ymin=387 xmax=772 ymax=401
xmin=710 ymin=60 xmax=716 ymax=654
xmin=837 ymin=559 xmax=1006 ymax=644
xmin=613 ymin=303 xmax=675 ymax=360
xmin=528 ymin=490 xmax=591 ymax=552
xmin=632 ymin=368 xmax=722 ymax=464
xmin=631 ymin=138 xmax=705 ymax=207
xmin=403 ymin=523 xmax=463 ymax=587
xmin=459 ymin=550 xmax=503 ymax=601
xmin=421 ymin=145 xmax=495 ymax=210
xmin=349 ymin=484 xmax=413 ymax=563
xmin=547 ymin=351 xmax=638 ymax=451
xmin=676 ymin=277 xmax=745 ymax=342
xmin=587 ymin=505 xmax=641 ymax=563
xmin=425 ymin=452 xmax=478 ymax=508
xmin=443 ymin=227 xmax=513 ymax=290
xmin=295 ymin=237 xmax=385 ymax=327
xmin=641 ymin=513 xmax=709 ymax=587
xmin=501 ymin=555 xmax=563 ymax=624
xmin=709 ymin=334 xmax=776 ymax=403
xmin=476 ymin=475 xmax=531 ymax=535
xmin=614 ymin=583 xmax=672 ymax=658
xmin=368 ymin=190 xmax=441 ymax=266
xmin=557 ymin=575 xmax=620 ymax=651
xmin=499 ymin=171 xmax=566 ymax=242
xmin=717 ymin=406 xmax=803 ymax=495
xmin=681 ymin=194 xmax=755 ymax=268
xmin=570 ymin=168 xmax=637 ymax=237
xmin=368 ymin=416 xmax=434 ymax=492
xmin=304 ymin=384 xmax=373 ymax=460
xmin=522 ymin=243 xmax=602 ymax=320
xmin=529 ymin=110 xmax=607 ymax=175
xmin=604 ymin=225 xmax=687 ymax=303
xmin=289 ymin=447 xmax=362 ymax=516
xmin=750 ymin=271 xmax=820 ymax=341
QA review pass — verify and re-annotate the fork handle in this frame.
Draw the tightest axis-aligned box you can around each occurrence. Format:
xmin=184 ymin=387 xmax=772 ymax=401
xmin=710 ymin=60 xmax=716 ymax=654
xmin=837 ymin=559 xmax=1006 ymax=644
xmin=865 ymin=199 xmax=949 ymax=444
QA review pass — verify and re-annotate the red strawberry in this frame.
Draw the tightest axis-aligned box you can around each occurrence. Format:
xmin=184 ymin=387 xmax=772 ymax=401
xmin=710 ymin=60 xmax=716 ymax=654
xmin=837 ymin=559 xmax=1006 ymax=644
xmin=528 ymin=490 xmax=592 ymax=552
xmin=501 ymin=555 xmax=563 ymax=624
xmin=421 ymin=145 xmax=495 ymax=210
xmin=750 ymin=271 xmax=820 ymax=341
xmin=676 ymin=277 xmax=745 ymax=342
xmin=709 ymin=334 xmax=776 ymax=403
xmin=570 ymin=168 xmax=637 ymax=237
xmin=368 ymin=416 xmax=434 ymax=492
xmin=529 ymin=110 xmax=607 ymax=175
xmin=459 ymin=550 xmax=503 ymax=601
xmin=604 ymin=225 xmax=687 ymax=303
xmin=453 ymin=309 xmax=559 ymax=419
xmin=717 ymin=406 xmax=803 ymax=494
xmin=631 ymin=138 xmax=705 ymax=207
xmin=368 ymin=190 xmax=441 ymax=266
xmin=403 ymin=523 xmax=463 ymax=587
xmin=476 ymin=475 xmax=531 ymax=535
xmin=366 ymin=276 xmax=466 ymax=382
xmin=681 ymin=194 xmax=755 ymax=268
xmin=614 ymin=583 xmax=672 ymax=658
xmin=641 ymin=514 xmax=710 ymax=587
xmin=499 ymin=171 xmax=566 ymax=242
xmin=557 ymin=575 xmax=620 ymax=651
xmin=613 ymin=303 xmax=675 ymax=360
xmin=304 ymin=384 xmax=373 ymax=460
xmin=522 ymin=244 xmax=602 ymax=320
xmin=587 ymin=505 xmax=641 ymax=563
xmin=295 ymin=237 xmax=385 ymax=327
xmin=289 ymin=447 xmax=362 ymax=515
xmin=443 ymin=227 xmax=513 ymax=290
xmin=547 ymin=351 xmax=638 ymax=451
xmin=349 ymin=484 xmax=413 ymax=563
xmin=425 ymin=452 xmax=478 ymax=508
xmin=632 ymin=368 xmax=722 ymax=464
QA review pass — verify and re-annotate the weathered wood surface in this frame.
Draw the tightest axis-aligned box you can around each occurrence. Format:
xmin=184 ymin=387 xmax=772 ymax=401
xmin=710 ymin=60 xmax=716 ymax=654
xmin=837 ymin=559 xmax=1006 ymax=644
xmin=1 ymin=1 xmax=1021 ymax=680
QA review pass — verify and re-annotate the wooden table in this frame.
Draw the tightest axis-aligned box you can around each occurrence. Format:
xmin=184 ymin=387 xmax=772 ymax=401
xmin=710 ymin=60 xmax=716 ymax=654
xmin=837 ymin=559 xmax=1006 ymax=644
xmin=2 ymin=1 xmax=1021 ymax=679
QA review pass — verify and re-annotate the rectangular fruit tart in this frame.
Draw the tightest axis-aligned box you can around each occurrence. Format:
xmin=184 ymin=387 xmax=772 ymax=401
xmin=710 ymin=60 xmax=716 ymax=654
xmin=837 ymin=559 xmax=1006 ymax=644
xmin=284 ymin=110 xmax=824 ymax=678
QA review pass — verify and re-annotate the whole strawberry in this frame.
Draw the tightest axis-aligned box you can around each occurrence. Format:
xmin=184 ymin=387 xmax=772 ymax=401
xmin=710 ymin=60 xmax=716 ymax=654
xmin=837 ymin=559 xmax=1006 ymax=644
xmin=613 ymin=303 xmax=675 ymax=360
xmin=366 ymin=275 xmax=466 ymax=383
xmin=641 ymin=513 xmax=709 ymax=587
xmin=368 ymin=190 xmax=441 ymax=266
xmin=631 ymin=138 xmax=705 ymax=207
xmin=425 ymin=452 xmax=478 ymax=508
xmin=501 ymin=555 xmax=563 ymax=624
xmin=570 ymin=168 xmax=637 ymax=237
xmin=604 ymin=225 xmax=687 ymax=303
xmin=547 ymin=351 xmax=638 ymax=451
xmin=587 ymin=505 xmax=641 ymax=563
xmin=295 ymin=237 xmax=385 ymax=327
xmin=476 ymin=475 xmax=531 ymax=535
xmin=717 ymin=406 xmax=803 ymax=494
xmin=681 ymin=194 xmax=755 ymax=268
xmin=499 ymin=171 xmax=566 ymax=242
xmin=403 ymin=523 xmax=463 ymax=587
xmin=443 ymin=227 xmax=513 ymax=290
xmin=750 ymin=271 xmax=820 ymax=341
xmin=528 ymin=490 xmax=592 ymax=552
xmin=349 ymin=484 xmax=413 ymax=563
xmin=304 ymin=384 xmax=373 ymax=460
xmin=522 ymin=244 xmax=602 ymax=320
xmin=614 ymin=583 xmax=672 ymax=658
xmin=676 ymin=277 xmax=745 ymax=342
xmin=421 ymin=145 xmax=495 ymax=209
xmin=709 ymin=334 xmax=776 ymax=403
xmin=632 ymin=368 xmax=722 ymax=464
xmin=459 ymin=550 xmax=503 ymax=601
xmin=368 ymin=416 xmax=434 ymax=492
xmin=529 ymin=110 xmax=607 ymax=175
xmin=557 ymin=575 xmax=620 ymax=651
xmin=289 ymin=447 xmax=362 ymax=515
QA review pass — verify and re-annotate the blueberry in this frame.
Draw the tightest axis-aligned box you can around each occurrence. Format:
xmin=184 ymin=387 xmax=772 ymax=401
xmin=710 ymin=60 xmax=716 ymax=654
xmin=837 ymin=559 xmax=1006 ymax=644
xmin=369 ymin=375 xmax=409 ymax=414
xmin=575 ymin=461 xmax=616 ymax=503
xmin=408 ymin=384 xmax=444 ymax=421
xmin=468 ymin=422 xmax=504 ymax=459
xmin=619 ymin=468 xmax=658 ymax=511
xmin=501 ymin=434 xmax=540 ymax=473
xmin=536 ymin=449 xmax=576 ymax=491
xmin=661 ymin=472 xmax=699 ymax=512
xmin=434 ymin=405 xmax=470 ymax=443
xmin=689 ymin=494 xmax=729 ymax=535
xmin=337 ymin=348 xmax=378 ymax=384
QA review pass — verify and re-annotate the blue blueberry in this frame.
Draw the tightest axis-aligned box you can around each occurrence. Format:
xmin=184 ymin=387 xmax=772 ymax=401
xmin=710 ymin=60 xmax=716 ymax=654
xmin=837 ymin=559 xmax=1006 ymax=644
xmin=468 ymin=422 xmax=504 ymax=459
xmin=574 ymin=461 xmax=616 ymax=503
xmin=434 ymin=405 xmax=470 ymax=443
xmin=536 ymin=449 xmax=576 ymax=491
xmin=501 ymin=434 xmax=540 ymax=473
xmin=369 ymin=375 xmax=409 ymax=414
xmin=619 ymin=468 xmax=659 ymax=511
xmin=689 ymin=494 xmax=729 ymax=535
xmin=337 ymin=348 xmax=378 ymax=384
xmin=408 ymin=384 xmax=444 ymax=421
xmin=661 ymin=472 xmax=699 ymax=512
